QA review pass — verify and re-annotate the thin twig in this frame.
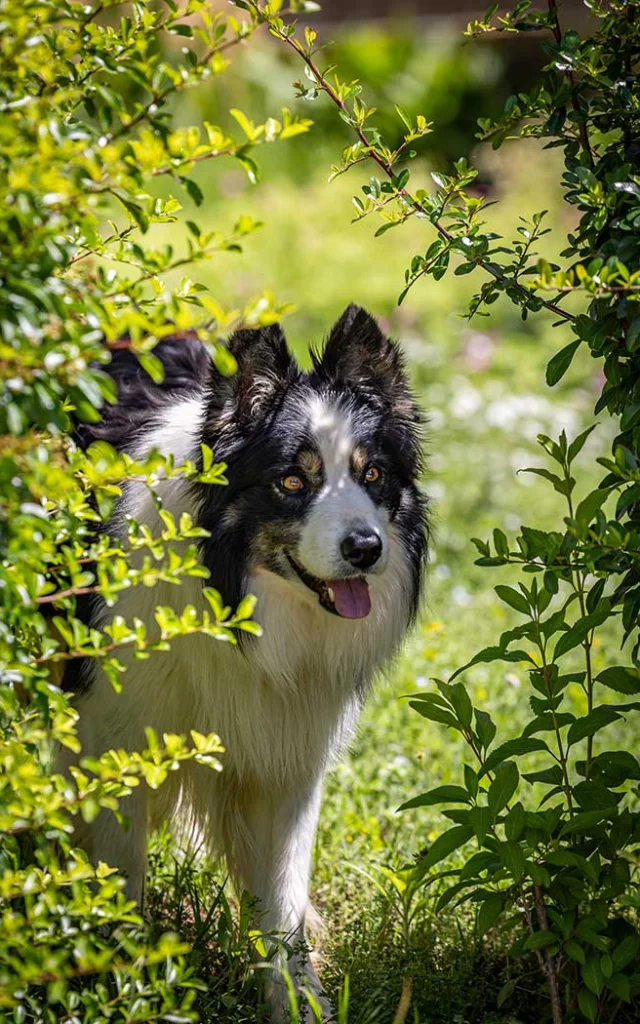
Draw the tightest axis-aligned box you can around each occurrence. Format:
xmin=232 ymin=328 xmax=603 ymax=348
xmin=267 ymin=23 xmax=575 ymax=324
xmin=533 ymin=885 xmax=563 ymax=1024
xmin=546 ymin=0 xmax=594 ymax=167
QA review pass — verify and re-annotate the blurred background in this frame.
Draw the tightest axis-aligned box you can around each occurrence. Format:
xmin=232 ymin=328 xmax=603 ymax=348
xmin=148 ymin=6 xmax=614 ymax=1018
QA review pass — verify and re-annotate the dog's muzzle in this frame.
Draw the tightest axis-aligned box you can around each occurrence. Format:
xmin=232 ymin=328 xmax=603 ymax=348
xmin=285 ymin=552 xmax=371 ymax=619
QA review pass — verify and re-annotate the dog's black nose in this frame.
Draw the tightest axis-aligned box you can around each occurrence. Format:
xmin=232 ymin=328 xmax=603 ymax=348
xmin=341 ymin=530 xmax=382 ymax=570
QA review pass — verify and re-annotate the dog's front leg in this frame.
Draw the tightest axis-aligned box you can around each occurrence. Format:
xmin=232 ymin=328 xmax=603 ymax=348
xmin=227 ymin=777 xmax=332 ymax=1021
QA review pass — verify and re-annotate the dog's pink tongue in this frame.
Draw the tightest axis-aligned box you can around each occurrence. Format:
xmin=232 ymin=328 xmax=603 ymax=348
xmin=331 ymin=578 xmax=371 ymax=619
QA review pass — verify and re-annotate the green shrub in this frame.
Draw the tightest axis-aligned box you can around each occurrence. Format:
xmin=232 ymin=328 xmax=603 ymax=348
xmin=244 ymin=0 xmax=640 ymax=1020
xmin=0 ymin=0 xmax=315 ymax=1018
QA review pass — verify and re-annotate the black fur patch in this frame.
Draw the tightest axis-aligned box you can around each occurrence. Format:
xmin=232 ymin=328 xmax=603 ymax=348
xmin=64 ymin=307 xmax=429 ymax=691
xmin=74 ymin=331 xmax=210 ymax=452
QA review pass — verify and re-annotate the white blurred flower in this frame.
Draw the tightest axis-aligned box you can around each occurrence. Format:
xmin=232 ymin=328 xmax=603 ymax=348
xmin=434 ymin=564 xmax=451 ymax=580
xmin=451 ymin=585 xmax=472 ymax=606
xmin=450 ymin=381 xmax=483 ymax=420
xmin=462 ymin=331 xmax=494 ymax=372
xmin=428 ymin=408 xmax=445 ymax=431
xmin=393 ymin=755 xmax=410 ymax=768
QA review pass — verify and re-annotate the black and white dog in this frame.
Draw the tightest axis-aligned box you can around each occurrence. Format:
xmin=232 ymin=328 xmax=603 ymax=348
xmin=62 ymin=305 xmax=428 ymax=1018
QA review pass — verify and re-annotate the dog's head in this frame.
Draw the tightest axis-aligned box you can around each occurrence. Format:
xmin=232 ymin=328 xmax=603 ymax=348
xmin=202 ymin=305 xmax=425 ymax=620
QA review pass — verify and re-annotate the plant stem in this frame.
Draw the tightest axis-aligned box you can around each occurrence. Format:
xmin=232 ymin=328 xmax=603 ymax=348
xmin=536 ymin=620 xmax=574 ymax=816
xmin=533 ymin=884 xmax=564 ymax=1024
xmin=392 ymin=976 xmax=413 ymax=1024
xmin=266 ymin=20 xmax=575 ymax=325
xmin=546 ymin=0 xmax=594 ymax=168
xmin=565 ymin=487 xmax=595 ymax=772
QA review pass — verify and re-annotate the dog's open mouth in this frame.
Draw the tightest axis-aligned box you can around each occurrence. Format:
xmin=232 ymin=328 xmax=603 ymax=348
xmin=286 ymin=553 xmax=371 ymax=619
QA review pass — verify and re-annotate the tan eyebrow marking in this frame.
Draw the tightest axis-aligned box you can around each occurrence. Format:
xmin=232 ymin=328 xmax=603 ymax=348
xmin=297 ymin=448 xmax=323 ymax=479
xmin=351 ymin=444 xmax=369 ymax=476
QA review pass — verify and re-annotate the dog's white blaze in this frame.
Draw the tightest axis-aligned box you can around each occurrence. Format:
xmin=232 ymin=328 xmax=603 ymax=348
xmin=297 ymin=394 xmax=389 ymax=579
xmin=63 ymin=389 xmax=416 ymax=1022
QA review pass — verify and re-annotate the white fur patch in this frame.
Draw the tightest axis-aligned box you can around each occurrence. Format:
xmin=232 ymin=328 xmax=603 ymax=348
xmin=111 ymin=394 xmax=204 ymax=541
xmin=297 ymin=395 xmax=389 ymax=579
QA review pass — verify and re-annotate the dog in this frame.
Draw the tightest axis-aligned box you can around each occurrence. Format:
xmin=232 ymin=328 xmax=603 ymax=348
xmin=60 ymin=304 xmax=428 ymax=1019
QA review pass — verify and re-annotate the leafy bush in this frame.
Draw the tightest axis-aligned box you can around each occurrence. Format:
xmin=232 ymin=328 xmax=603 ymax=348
xmin=0 ymin=0 xmax=315 ymax=1017
xmin=242 ymin=0 xmax=640 ymax=1020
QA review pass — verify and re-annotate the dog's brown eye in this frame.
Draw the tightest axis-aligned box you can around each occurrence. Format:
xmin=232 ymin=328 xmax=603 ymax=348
xmin=281 ymin=474 xmax=305 ymax=492
xmin=364 ymin=466 xmax=381 ymax=484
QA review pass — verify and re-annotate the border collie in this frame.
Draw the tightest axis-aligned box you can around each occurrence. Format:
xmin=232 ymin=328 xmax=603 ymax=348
xmin=61 ymin=305 xmax=428 ymax=1020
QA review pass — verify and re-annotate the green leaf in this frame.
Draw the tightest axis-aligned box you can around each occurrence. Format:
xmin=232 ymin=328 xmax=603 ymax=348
xmin=567 ymin=707 xmax=621 ymax=746
xmin=137 ymin=352 xmax=165 ymax=384
xmin=417 ymin=825 xmax=473 ymax=873
xmin=577 ymin=987 xmax=599 ymax=1022
xmin=408 ymin=699 xmax=461 ymax=731
xmin=496 ymin=978 xmax=516 ymax=1009
xmin=582 ymin=957 xmax=605 ymax=996
xmin=504 ymin=801 xmax=526 ymax=840
xmin=567 ymin=424 xmax=597 ymax=464
xmin=478 ymin=738 xmax=548 ymax=779
xmin=235 ymin=594 xmax=257 ymax=620
xmin=237 ymin=154 xmax=259 ymax=184
xmin=397 ymin=785 xmax=471 ymax=811
xmin=474 ymin=709 xmax=496 ymax=752
xmin=523 ymin=765 xmax=563 ymax=786
xmin=488 ymin=761 xmax=519 ymax=816
xmin=559 ymin=808 xmax=618 ymax=837
xmin=476 ymin=893 xmax=503 ymax=936
xmin=395 ymin=104 xmax=412 ymax=130
xmin=565 ymin=940 xmax=586 ymax=964
xmin=608 ymin=973 xmax=631 ymax=1002
xmin=596 ymin=666 xmax=640 ymax=694
xmin=553 ymin=600 xmax=611 ymax=659
xmin=495 ymin=585 xmax=530 ymax=615
xmin=469 ymin=806 xmax=492 ymax=842
xmin=498 ymin=839 xmax=525 ymax=880
xmin=574 ymin=487 xmax=609 ymax=529
xmin=450 ymin=646 xmax=535 ymax=681
xmin=546 ymin=339 xmax=581 ymax=386
xmin=180 ymin=176 xmax=204 ymax=206
xmin=590 ymin=750 xmax=640 ymax=784
xmin=440 ymin=681 xmax=473 ymax=728
xmin=524 ymin=930 xmax=558 ymax=951
xmin=612 ymin=934 xmax=639 ymax=972
xmin=230 ymin=107 xmax=257 ymax=140
xmin=521 ymin=466 xmax=571 ymax=496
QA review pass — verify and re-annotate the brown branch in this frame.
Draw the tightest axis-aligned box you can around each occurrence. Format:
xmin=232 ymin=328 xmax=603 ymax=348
xmin=533 ymin=884 xmax=563 ymax=1024
xmin=539 ymin=284 xmax=640 ymax=294
xmin=37 ymin=585 xmax=98 ymax=604
xmin=547 ymin=0 xmax=594 ymax=167
xmin=151 ymin=146 xmax=235 ymax=177
xmin=271 ymin=27 xmax=575 ymax=324
xmin=107 ymin=36 xmax=244 ymax=143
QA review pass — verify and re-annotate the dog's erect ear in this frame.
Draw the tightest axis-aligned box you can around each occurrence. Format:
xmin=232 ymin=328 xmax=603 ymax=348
xmin=216 ymin=324 xmax=298 ymax=425
xmin=315 ymin=305 xmax=417 ymax=419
